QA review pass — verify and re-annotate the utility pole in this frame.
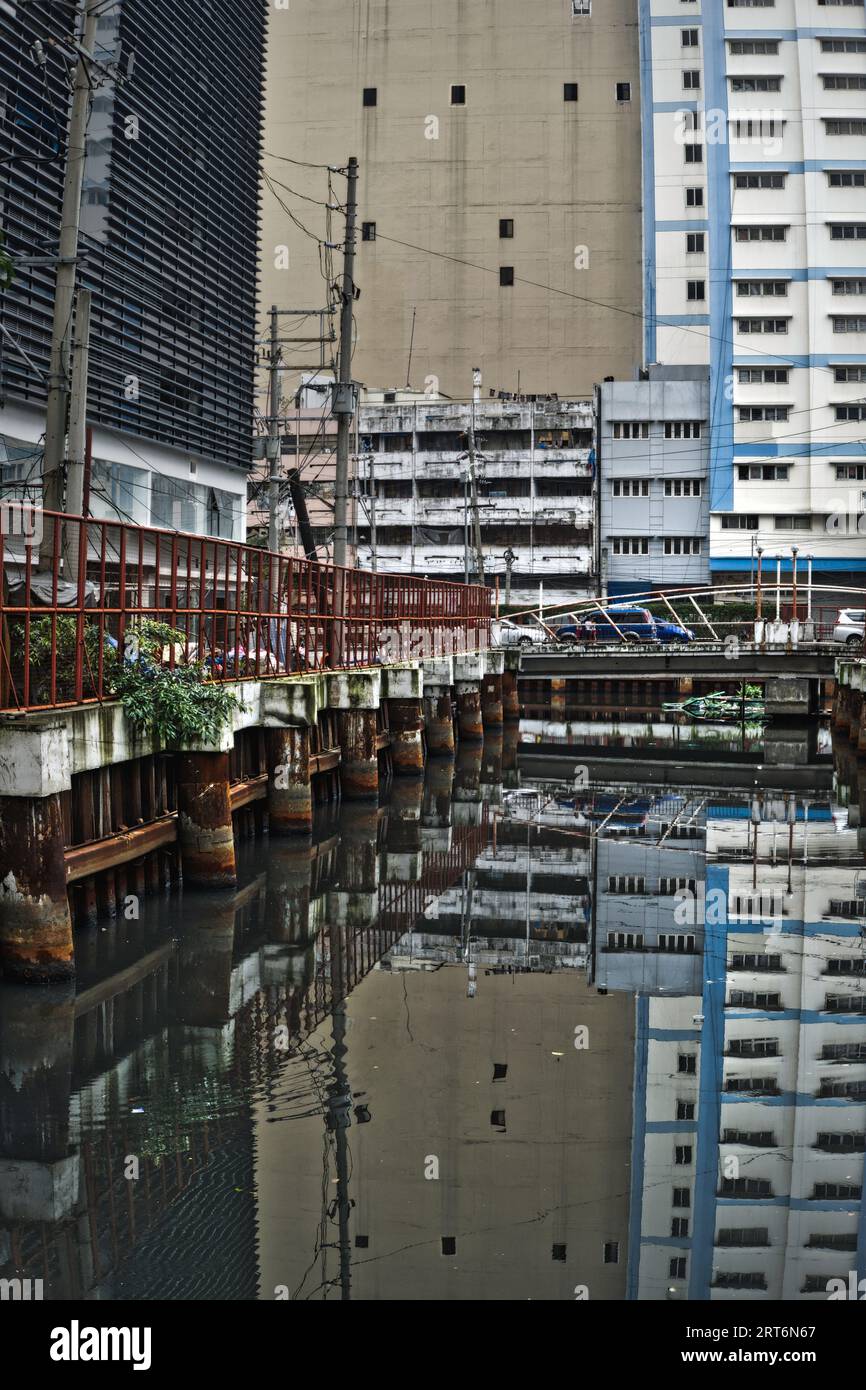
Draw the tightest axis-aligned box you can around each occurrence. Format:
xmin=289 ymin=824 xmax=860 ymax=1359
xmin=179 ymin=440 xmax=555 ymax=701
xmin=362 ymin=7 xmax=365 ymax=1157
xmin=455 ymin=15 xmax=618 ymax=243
xmin=64 ymin=287 xmax=91 ymax=578
xmin=504 ymin=547 xmax=516 ymax=607
xmin=267 ymin=304 xmax=282 ymax=553
xmin=333 ymin=155 xmax=359 ymax=568
xmin=467 ymin=368 xmax=485 ymax=584
xmin=42 ymin=0 xmax=99 ymax=522
xmin=367 ymin=448 xmax=378 ymax=572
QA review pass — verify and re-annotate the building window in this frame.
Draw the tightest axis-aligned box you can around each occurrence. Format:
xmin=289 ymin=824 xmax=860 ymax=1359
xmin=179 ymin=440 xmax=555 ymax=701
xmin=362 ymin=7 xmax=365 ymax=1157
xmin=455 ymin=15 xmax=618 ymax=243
xmin=564 ymin=82 xmax=578 ymax=102
xmin=664 ymin=479 xmax=702 ymax=496
xmin=665 ymin=421 xmax=702 ymax=438
xmin=717 ymin=1228 xmax=770 ymax=1248
xmin=670 ymin=1256 xmax=687 ymax=1279
xmin=682 ymin=29 xmax=700 ymax=47
xmin=675 ymin=1146 xmax=693 ymax=1166
xmin=607 ymin=875 xmax=646 ymax=893
xmin=727 ymin=990 xmax=782 ymax=1009
xmin=616 ymin=82 xmax=631 ymax=102
xmin=738 ymin=406 xmax=791 ymax=421
xmin=735 ymin=225 xmax=788 ymax=241
xmin=441 ymin=1237 xmax=456 ymax=1255
xmin=678 ymin=1053 xmax=697 ymax=1075
xmin=612 ymin=479 xmax=649 ymax=496
xmin=611 ymin=537 xmax=649 ymax=555
xmin=835 ymin=462 xmax=866 ymax=478
xmin=821 ymin=38 xmax=866 ymax=52
xmin=836 ymin=405 xmax=866 ymax=420
xmin=362 ymin=221 xmax=377 ymax=241
xmin=683 ymin=70 xmax=701 ymax=90
xmin=737 ymin=318 xmax=789 ymax=333
xmin=451 ymin=84 xmax=466 ymax=105
xmin=673 ymin=1188 xmax=691 ymax=1208
xmin=734 ymin=172 xmax=786 ymax=190
xmin=684 ymin=143 xmax=703 ymax=163
xmin=607 ymin=931 xmax=645 ymax=950
xmin=363 ymin=88 xmax=377 ymax=107
xmin=687 ymin=280 xmax=705 ymax=301
xmin=499 ymin=266 xmax=514 ymax=286
xmin=729 ymin=40 xmax=779 ymax=54
xmin=727 ymin=0 xmax=776 ymax=6
xmin=612 ymin=421 xmax=649 ymax=439
xmin=823 ymin=73 xmax=866 ymax=89
xmin=728 ymin=1038 xmax=779 ymax=1057
xmin=664 ymin=537 xmax=702 ymax=555
xmin=671 ymin=1216 xmax=690 ymax=1238
xmin=603 ymin=1242 xmax=620 ymax=1264
xmin=830 ymin=223 xmax=866 ymax=241
xmin=677 ymin=1102 xmax=696 ymax=1121
xmin=720 ymin=513 xmax=759 ymax=528
xmin=736 ymin=280 xmax=788 ymax=297
xmin=738 ymin=367 xmax=789 ymax=383
xmin=730 ymin=76 xmax=782 ymax=92
xmin=832 ymin=319 xmax=866 ymax=336
xmin=828 ymin=171 xmax=866 ymax=188
xmin=738 ymin=464 xmax=789 ymax=480
xmin=835 ymin=366 xmax=866 ymax=382
xmin=825 ymin=118 xmax=866 ymax=135
xmin=572 ymin=0 xmax=591 ymax=13
xmin=831 ymin=278 xmax=866 ymax=295
xmin=686 ymin=232 xmax=705 ymax=253
xmin=499 ymin=218 xmax=514 ymax=239
xmin=686 ymin=186 xmax=704 ymax=207
xmin=730 ymin=117 xmax=784 ymax=139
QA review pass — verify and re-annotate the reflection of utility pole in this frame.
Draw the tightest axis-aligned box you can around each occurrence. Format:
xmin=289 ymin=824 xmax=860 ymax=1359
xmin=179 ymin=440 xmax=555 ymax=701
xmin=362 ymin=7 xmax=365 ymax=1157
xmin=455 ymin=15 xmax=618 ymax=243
xmin=328 ymin=1001 xmax=353 ymax=1301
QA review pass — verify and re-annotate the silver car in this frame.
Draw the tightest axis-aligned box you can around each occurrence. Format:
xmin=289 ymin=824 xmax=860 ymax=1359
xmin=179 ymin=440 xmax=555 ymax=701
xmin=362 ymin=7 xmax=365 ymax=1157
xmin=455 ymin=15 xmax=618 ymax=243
xmin=833 ymin=608 xmax=865 ymax=647
xmin=493 ymin=618 xmax=547 ymax=649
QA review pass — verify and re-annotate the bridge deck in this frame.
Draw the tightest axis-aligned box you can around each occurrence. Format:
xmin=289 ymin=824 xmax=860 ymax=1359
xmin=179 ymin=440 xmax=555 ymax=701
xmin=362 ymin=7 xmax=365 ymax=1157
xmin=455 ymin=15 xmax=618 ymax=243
xmin=520 ymin=644 xmax=838 ymax=680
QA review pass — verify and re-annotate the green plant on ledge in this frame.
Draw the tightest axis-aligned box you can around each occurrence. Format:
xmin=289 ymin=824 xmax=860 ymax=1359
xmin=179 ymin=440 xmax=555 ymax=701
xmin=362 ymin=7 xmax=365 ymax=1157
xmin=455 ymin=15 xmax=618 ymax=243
xmin=108 ymin=619 xmax=243 ymax=746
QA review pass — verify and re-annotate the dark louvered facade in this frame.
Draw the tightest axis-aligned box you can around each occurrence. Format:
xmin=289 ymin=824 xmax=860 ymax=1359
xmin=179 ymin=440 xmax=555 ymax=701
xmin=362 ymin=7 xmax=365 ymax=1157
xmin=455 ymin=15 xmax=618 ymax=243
xmin=0 ymin=0 xmax=266 ymax=474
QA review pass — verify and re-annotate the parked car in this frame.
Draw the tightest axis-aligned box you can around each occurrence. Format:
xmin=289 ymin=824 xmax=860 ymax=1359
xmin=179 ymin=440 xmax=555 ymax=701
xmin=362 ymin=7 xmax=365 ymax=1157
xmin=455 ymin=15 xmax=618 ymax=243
xmin=493 ymin=618 xmax=547 ymax=649
xmin=832 ymin=608 xmax=865 ymax=647
xmin=558 ymin=605 xmax=694 ymax=645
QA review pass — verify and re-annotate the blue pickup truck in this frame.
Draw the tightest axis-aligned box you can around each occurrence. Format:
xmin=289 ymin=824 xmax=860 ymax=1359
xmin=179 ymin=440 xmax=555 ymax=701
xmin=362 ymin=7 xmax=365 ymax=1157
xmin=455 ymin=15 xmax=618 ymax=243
xmin=557 ymin=604 xmax=695 ymax=645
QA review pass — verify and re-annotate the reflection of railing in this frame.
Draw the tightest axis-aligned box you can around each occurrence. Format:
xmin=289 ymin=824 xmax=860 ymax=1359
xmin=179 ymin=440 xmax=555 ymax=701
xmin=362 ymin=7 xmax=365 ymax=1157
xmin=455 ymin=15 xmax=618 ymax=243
xmin=0 ymin=509 xmax=492 ymax=712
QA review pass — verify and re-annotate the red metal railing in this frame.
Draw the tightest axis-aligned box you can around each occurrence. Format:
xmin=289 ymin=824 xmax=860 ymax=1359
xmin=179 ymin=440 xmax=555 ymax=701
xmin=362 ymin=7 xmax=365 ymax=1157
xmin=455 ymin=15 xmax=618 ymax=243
xmin=0 ymin=510 xmax=492 ymax=712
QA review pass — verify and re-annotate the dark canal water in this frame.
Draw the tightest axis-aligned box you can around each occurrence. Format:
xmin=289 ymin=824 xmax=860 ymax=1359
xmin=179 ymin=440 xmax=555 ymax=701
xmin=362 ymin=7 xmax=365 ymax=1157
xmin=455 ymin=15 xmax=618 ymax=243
xmin=1 ymin=708 xmax=864 ymax=1302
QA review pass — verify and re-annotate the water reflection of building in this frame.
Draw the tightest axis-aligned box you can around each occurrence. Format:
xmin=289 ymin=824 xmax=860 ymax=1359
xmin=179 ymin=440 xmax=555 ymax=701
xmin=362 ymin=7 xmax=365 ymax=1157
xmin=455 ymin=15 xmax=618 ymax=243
xmin=625 ymin=785 xmax=866 ymax=1301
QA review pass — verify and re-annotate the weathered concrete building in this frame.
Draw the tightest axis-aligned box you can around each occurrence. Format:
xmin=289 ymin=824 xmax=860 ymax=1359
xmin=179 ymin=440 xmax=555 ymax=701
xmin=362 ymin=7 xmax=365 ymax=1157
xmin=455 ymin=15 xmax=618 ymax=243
xmin=358 ymin=391 xmax=595 ymax=604
xmin=261 ymin=0 xmax=643 ymax=401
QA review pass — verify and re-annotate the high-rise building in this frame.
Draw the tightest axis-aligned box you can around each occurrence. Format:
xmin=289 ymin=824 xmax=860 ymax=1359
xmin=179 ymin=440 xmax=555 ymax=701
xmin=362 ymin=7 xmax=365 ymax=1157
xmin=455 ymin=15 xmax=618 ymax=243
xmin=0 ymin=0 xmax=266 ymax=539
xmin=261 ymin=0 xmax=643 ymax=401
xmin=639 ymin=1 xmax=866 ymax=603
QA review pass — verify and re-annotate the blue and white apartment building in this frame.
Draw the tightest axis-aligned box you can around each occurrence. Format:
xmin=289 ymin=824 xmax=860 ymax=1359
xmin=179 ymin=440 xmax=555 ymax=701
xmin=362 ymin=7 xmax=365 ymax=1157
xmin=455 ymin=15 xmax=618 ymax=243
xmin=640 ymin=0 xmax=866 ymax=601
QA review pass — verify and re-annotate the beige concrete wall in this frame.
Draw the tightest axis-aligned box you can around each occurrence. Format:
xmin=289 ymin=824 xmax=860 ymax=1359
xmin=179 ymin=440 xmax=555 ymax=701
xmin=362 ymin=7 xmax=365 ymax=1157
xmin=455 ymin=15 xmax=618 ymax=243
xmin=255 ymin=963 xmax=634 ymax=1300
xmin=261 ymin=0 xmax=643 ymax=402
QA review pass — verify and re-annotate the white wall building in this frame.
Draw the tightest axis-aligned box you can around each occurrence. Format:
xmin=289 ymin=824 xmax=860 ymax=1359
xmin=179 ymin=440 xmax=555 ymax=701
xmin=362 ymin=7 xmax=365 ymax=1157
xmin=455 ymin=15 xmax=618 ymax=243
xmin=640 ymin=0 xmax=866 ymax=605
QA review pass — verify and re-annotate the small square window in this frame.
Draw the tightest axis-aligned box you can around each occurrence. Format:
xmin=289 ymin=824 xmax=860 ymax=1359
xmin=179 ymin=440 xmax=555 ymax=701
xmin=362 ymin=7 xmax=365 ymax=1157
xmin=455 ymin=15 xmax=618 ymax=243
xmin=363 ymin=88 xmax=377 ymax=107
xmin=490 ymin=1108 xmax=506 ymax=1127
xmin=687 ymin=279 xmax=705 ymax=301
xmin=686 ymin=186 xmax=704 ymax=207
xmin=552 ymin=1243 xmax=567 ymax=1262
xmin=499 ymin=219 xmax=514 ymax=239
xmin=499 ymin=266 xmax=514 ymax=287
xmin=677 ymin=1100 xmax=695 ymax=1120
xmin=362 ymin=221 xmax=376 ymax=242
xmin=355 ymin=1235 xmax=369 ymax=1249
xmin=564 ymin=82 xmax=579 ymax=102
xmin=451 ymin=85 xmax=466 ymax=105
xmin=441 ymin=1237 xmax=456 ymax=1256
xmin=686 ymin=232 xmax=705 ymax=253
xmin=616 ymin=82 xmax=631 ymax=102
xmin=683 ymin=70 xmax=701 ymax=90
xmin=603 ymin=1241 xmax=620 ymax=1264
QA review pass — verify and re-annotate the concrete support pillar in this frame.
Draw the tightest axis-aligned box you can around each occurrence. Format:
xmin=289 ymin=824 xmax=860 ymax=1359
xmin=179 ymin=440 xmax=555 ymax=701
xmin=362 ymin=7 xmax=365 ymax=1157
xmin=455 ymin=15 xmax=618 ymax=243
xmin=338 ymin=710 xmax=379 ymax=800
xmin=329 ymin=670 xmax=382 ymax=802
xmin=502 ymin=667 xmax=521 ymax=721
xmin=176 ymin=750 xmax=237 ymax=888
xmin=0 ymin=722 xmax=74 ymax=982
xmin=0 ymin=793 xmax=75 ymax=982
xmin=383 ymin=665 xmax=425 ymax=776
xmin=388 ymin=698 xmax=425 ymax=776
xmin=424 ymin=690 xmax=455 ymax=756
xmin=267 ymin=725 xmax=312 ymax=835
xmin=481 ymin=650 xmax=505 ymax=731
xmin=455 ymin=653 xmax=485 ymax=743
